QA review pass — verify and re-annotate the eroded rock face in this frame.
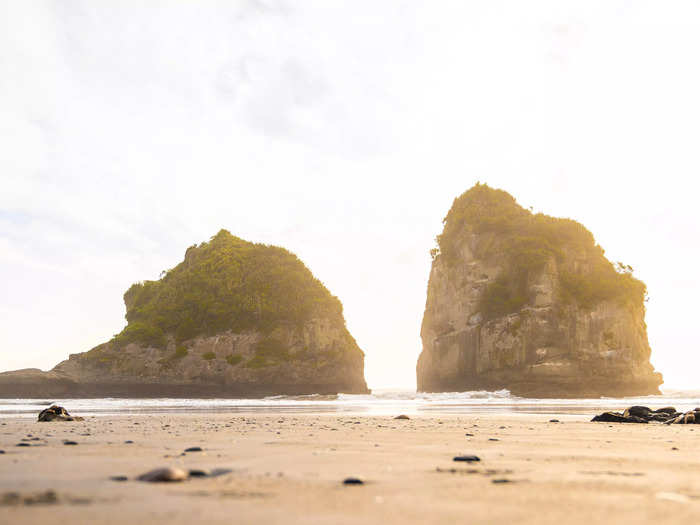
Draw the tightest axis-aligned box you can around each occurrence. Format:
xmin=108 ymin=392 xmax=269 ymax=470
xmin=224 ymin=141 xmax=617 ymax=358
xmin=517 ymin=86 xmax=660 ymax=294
xmin=0 ymin=319 xmax=367 ymax=398
xmin=417 ymin=185 xmax=662 ymax=398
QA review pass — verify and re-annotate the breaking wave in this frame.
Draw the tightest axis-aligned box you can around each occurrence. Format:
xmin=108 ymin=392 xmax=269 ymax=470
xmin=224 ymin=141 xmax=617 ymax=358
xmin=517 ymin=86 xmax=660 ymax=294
xmin=2 ymin=387 xmax=700 ymax=417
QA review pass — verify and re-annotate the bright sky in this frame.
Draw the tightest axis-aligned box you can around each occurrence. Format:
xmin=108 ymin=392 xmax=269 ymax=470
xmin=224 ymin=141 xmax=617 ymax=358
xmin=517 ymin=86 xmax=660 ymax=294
xmin=1 ymin=1 xmax=699 ymax=391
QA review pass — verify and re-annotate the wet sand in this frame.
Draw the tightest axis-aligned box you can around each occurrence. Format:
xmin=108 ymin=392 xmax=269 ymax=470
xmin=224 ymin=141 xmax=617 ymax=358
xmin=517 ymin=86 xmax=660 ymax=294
xmin=1 ymin=412 xmax=700 ymax=524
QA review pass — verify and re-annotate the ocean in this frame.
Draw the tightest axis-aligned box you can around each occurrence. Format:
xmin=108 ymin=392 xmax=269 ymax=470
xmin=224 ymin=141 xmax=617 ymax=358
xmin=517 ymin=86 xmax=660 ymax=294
xmin=2 ymin=389 xmax=699 ymax=418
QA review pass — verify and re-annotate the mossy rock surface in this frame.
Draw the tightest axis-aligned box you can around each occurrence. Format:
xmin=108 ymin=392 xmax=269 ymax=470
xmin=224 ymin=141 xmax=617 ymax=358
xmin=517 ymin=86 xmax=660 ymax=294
xmin=111 ymin=229 xmax=345 ymax=349
xmin=435 ymin=184 xmax=646 ymax=318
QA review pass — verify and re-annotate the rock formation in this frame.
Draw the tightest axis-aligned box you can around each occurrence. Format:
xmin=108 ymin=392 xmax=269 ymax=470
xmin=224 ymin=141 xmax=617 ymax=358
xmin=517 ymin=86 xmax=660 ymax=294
xmin=37 ymin=405 xmax=84 ymax=422
xmin=0 ymin=230 xmax=368 ymax=397
xmin=417 ymin=184 xmax=662 ymax=397
xmin=591 ymin=406 xmax=697 ymax=425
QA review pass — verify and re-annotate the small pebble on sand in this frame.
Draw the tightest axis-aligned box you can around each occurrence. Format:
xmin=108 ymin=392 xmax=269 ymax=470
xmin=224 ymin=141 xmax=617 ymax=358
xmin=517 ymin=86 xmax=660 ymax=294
xmin=343 ymin=477 xmax=364 ymax=485
xmin=453 ymin=455 xmax=481 ymax=462
xmin=109 ymin=476 xmax=128 ymax=482
xmin=137 ymin=467 xmax=188 ymax=483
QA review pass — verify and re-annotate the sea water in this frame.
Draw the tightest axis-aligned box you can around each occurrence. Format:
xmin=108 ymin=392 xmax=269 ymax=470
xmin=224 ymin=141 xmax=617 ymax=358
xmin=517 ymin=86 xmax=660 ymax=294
xmin=2 ymin=389 xmax=700 ymax=418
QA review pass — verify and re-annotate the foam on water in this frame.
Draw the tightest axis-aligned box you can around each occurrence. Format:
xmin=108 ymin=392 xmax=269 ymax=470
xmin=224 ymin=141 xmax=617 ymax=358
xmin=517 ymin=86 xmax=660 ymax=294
xmin=2 ymin=388 xmax=699 ymax=418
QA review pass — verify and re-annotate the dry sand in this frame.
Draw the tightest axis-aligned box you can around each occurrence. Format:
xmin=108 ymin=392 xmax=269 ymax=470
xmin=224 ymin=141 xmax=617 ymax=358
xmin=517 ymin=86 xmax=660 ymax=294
xmin=1 ymin=411 xmax=700 ymax=524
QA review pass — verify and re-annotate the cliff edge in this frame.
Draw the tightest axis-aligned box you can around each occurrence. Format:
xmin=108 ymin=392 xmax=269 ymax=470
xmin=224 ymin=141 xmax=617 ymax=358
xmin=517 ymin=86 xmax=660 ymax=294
xmin=0 ymin=230 xmax=369 ymax=397
xmin=417 ymin=184 xmax=662 ymax=398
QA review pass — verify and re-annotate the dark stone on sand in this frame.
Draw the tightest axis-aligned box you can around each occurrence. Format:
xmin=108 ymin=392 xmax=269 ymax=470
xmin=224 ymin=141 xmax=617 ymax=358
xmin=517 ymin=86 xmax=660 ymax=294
xmin=137 ymin=467 xmax=188 ymax=482
xmin=25 ymin=490 xmax=59 ymax=505
xmin=188 ymin=469 xmax=209 ymax=477
xmin=453 ymin=455 xmax=480 ymax=462
xmin=0 ymin=450 xmax=4 ymax=454
xmin=489 ymin=438 xmax=500 ymax=441
xmin=63 ymin=441 xmax=78 ymax=446
xmin=549 ymin=419 xmax=560 ymax=423
xmin=343 ymin=477 xmax=364 ymax=485
xmin=492 ymin=479 xmax=513 ymax=484
xmin=16 ymin=443 xmax=31 ymax=447
xmin=1 ymin=490 xmax=59 ymax=506
xmin=208 ymin=468 xmax=233 ymax=478
xmin=394 ymin=415 xmax=410 ymax=420
xmin=184 ymin=446 xmax=203 ymax=452
xmin=124 ymin=440 xmax=134 ymax=444
xmin=110 ymin=476 xmax=128 ymax=482
xmin=37 ymin=405 xmax=84 ymax=422
xmin=465 ymin=433 xmax=474 ymax=436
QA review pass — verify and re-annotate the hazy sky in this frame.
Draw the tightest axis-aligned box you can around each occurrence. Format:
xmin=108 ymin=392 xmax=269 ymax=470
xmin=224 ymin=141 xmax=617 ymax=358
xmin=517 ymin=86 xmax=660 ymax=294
xmin=2 ymin=1 xmax=699 ymax=390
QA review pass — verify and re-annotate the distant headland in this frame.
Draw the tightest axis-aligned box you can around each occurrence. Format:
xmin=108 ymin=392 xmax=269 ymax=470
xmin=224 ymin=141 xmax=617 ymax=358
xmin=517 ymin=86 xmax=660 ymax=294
xmin=0 ymin=230 xmax=369 ymax=398
xmin=417 ymin=184 xmax=662 ymax=397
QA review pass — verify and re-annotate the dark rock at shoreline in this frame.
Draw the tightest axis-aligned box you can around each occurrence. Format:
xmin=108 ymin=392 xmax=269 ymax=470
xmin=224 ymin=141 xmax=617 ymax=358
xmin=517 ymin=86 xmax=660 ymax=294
xmin=592 ymin=412 xmax=648 ymax=424
xmin=590 ymin=406 xmax=700 ymax=424
xmin=664 ymin=410 xmax=700 ymax=425
xmin=38 ymin=405 xmax=84 ymax=422
xmin=623 ymin=406 xmax=652 ymax=418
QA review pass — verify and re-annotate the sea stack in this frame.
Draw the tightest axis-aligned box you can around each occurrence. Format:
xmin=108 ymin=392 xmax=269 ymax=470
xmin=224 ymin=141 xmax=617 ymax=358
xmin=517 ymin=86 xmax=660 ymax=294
xmin=417 ymin=184 xmax=662 ymax=397
xmin=0 ymin=230 xmax=369 ymax=397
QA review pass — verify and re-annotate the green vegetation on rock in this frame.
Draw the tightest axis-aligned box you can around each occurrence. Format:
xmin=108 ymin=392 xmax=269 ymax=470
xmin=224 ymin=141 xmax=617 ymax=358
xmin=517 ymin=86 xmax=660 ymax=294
xmin=157 ymin=345 xmax=188 ymax=368
xmin=245 ymin=355 xmax=269 ymax=369
xmin=202 ymin=351 xmax=216 ymax=360
xmin=435 ymin=183 xmax=646 ymax=318
xmin=225 ymin=354 xmax=243 ymax=366
xmin=112 ymin=229 xmax=344 ymax=349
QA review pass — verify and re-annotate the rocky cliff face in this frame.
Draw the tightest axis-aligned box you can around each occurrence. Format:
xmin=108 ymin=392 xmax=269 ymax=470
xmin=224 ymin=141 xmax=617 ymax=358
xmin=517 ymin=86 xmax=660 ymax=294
xmin=417 ymin=185 xmax=662 ymax=397
xmin=0 ymin=230 xmax=368 ymax=397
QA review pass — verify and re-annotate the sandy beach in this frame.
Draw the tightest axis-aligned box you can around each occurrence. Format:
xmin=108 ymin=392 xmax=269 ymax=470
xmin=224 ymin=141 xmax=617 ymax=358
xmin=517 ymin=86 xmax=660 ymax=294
xmin=1 ymin=411 xmax=700 ymax=524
